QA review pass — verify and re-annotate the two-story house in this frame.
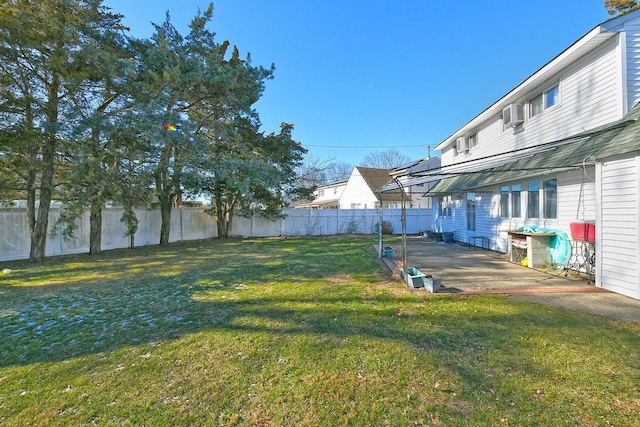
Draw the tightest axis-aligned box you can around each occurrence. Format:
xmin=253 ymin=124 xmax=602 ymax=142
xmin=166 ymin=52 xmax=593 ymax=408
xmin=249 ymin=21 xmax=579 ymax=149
xmin=391 ymin=10 xmax=640 ymax=300
xmin=339 ymin=167 xmax=409 ymax=210
xmin=303 ymin=180 xmax=347 ymax=209
xmin=303 ymin=166 xmax=420 ymax=210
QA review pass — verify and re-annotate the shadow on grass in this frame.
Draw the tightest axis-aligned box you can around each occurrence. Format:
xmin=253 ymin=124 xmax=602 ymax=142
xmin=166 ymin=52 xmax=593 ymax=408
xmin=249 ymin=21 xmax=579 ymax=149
xmin=1 ymin=236 xmax=637 ymax=382
xmin=2 ymin=279 xmax=635 ymax=370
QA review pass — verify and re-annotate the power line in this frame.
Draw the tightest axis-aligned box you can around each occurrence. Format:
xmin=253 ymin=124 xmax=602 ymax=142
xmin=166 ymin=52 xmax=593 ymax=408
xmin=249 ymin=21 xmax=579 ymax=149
xmin=304 ymin=144 xmax=426 ymax=149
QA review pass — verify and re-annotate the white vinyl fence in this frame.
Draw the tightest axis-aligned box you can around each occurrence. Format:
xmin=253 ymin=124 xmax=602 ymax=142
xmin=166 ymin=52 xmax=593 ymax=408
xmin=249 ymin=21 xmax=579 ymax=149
xmin=0 ymin=207 xmax=432 ymax=262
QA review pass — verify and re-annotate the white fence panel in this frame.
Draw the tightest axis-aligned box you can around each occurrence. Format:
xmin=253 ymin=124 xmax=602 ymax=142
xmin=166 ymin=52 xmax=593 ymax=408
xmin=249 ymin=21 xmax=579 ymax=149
xmin=102 ymin=208 xmax=131 ymax=250
xmin=0 ymin=207 xmax=431 ymax=262
xmin=57 ymin=210 xmax=89 ymax=256
xmin=132 ymin=209 xmax=162 ymax=247
xmin=0 ymin=209 xmax=31 ymax=261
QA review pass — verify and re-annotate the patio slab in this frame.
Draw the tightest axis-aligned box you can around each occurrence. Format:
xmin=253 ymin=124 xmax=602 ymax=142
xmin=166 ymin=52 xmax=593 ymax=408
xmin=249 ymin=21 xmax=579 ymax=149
xmin=377 ymin=236 xmax=640 ymax=324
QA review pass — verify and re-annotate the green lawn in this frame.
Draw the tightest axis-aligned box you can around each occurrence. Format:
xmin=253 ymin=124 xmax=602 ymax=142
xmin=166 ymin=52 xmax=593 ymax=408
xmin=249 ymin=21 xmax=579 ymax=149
xmin=1 ymin=236 xmax=639 ymax=426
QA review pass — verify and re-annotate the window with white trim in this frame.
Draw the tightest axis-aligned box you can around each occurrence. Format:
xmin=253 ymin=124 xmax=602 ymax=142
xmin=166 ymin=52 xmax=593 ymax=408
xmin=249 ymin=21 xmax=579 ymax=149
xmin=527 ymin=181 xmax=540 ymax=219
xmin=438 ymin=196 xmax=452 ymax=217
xmin=543 ymin=178 xmax=557 ymax=219
xmin=469 ymin=133 xmax=477 ymax=148
xmin=528 ymin=83 xmax=560 ymax=118
xmin=467 ymin=192 xmax=476 ymax=231
xmin=511 ymin=184 xmax=521 ymax=218
xmin=500 ymin=186 xmax=509 ymax=218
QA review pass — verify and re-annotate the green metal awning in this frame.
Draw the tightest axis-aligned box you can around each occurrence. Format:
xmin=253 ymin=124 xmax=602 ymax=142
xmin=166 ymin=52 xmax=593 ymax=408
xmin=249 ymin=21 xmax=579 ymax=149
xmin=426 ymin=107 xmax=640 ymax=196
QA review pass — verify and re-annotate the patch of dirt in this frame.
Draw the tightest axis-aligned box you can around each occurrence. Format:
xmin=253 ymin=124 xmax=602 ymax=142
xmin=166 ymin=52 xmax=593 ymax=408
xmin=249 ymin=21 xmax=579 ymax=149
xmin=326 ymin=274 xmax=354 ymax=285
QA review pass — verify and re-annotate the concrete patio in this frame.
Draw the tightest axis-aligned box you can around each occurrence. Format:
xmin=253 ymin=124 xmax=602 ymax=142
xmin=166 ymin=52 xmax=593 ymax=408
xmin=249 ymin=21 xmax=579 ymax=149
xmin=378 ymin=236 xmax=640 ymax=324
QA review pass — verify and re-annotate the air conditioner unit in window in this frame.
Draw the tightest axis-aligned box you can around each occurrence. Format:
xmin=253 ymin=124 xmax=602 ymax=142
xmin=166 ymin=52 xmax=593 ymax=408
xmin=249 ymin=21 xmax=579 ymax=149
xmin=503 ymin=104 xmax=524 ymax=127
xmin=455 ymin=137 xmax=469 ymax=153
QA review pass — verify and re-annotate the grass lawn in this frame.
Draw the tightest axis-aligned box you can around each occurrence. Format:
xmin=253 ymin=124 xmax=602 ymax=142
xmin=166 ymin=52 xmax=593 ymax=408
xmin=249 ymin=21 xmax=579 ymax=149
xmin=1 ymin=236 xmax=639 ymax=426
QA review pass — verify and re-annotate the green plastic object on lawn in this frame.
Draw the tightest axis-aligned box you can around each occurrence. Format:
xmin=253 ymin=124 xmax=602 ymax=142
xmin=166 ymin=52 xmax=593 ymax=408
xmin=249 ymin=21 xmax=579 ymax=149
xmin=403 ymin=267 xmax=425 ymax=288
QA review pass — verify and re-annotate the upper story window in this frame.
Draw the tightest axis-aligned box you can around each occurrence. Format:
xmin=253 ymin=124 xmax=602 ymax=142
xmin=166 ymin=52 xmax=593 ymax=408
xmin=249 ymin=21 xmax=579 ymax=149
xmin=529 ymin=83 xmax=560 ymax=118
xmin=545 ymin=85 xmax=559 ymax=108
xmin=455 ymin=133 xmax=477 ymax=156
xmin=469 ymin=133 xmax=478 ymax=148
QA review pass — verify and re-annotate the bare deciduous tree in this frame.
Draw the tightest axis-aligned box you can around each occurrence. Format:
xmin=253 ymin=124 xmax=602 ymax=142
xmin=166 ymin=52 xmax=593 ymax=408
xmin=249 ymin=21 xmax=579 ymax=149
xmin=361 ymin=148 xmax=412 ymax=170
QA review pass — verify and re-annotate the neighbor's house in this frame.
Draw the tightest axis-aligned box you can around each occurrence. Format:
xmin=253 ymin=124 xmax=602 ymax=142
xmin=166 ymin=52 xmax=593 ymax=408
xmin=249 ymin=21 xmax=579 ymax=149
xmin=389 ymin=157 xmax=441 ymax=209
xmin=339 ymin=166 xmax=411 ymax=210
xmin=303 ymin=179 xmax=347 ymax=209
xmin=301 ymin=166 xmax=417 ymax=210
xmin=392 ymin=10 xmax=640 ymax=300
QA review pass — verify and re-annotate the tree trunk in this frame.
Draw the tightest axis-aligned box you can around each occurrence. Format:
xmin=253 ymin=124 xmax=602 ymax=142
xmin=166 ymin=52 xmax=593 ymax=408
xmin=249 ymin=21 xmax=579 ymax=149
xmin=25 ymin=102 xmax=37 ymax=247
xmin=26 ymin=168 xmax=37 ymax=245
xmin=89 ymin=202 xmax=102 ymax=255
xmin=215 ymin=189 xmax=228 ymax=238
xmin=30 ymin=143 xmax=55 ymax=262
xmin=159 ymin=196 xmax=172 ymax=245
xmin=30 ymin=59 xmax=60 ymax=263
xmin=155 ymin=143 xmax=177 ymax=246
xmin=217 ymin=219 xmax=227 ymax=238
xmin=225 ymin=211 xmax=233 ymax=238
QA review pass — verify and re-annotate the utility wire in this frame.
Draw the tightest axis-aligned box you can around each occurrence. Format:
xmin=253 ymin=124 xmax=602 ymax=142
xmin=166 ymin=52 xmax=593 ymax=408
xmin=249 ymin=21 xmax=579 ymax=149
xmin=304 ymin=144 xmax=426 ymax=148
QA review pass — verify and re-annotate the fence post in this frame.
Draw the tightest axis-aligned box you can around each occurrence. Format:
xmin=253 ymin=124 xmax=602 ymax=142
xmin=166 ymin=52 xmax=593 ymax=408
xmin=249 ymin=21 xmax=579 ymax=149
xmin=180 ymin=207 xmax=183 ymax=241
xmin=251 ymin=214 xmax=255 ymax=237
xmin=378 ymin=204 xmax=383 ymax=259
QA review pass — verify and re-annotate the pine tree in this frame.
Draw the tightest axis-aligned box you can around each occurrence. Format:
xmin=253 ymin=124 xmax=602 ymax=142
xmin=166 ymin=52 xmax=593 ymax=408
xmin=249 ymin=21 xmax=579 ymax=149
xmin=0 ymin=0 xmax=126 ymax=261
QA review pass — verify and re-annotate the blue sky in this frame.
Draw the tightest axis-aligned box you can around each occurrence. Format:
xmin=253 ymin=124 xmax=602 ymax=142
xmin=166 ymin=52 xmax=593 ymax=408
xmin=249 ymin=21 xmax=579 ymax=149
xmin=104 ymin=0 xmax=609 ymax=166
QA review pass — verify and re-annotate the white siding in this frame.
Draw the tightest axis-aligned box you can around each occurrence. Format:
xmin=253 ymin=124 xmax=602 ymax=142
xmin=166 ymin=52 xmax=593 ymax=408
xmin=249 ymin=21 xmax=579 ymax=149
xmin=557 ymin=168 xmax=597 ymax=227
xmin=432 ymin=201 xmax=454 ymax=234
xmin=598 ymin=156 xmax=640 ymax=299
xmin=430 ymin=15 xmax=640 ymax=300
xmin=444 ymin=37 xmax=622 ymax=165
xmin=438 ymin=169 xmax=597 ymax=255
xmin=314 ymin=183 xmax=346 ymax=204
xmin=446 ymin=191 xmax=503 ymax=251
xmin=625 ymin=20 xmax=640 ymax=110
xmin=474 ymin=192 xmax=503 ymax=251
xmin=451 ymin=195 xmax=466 ymax=240
xmin=546 ymin=38 xmax=621 ymax=137
xmin=339 ymin=170 xmax=378 ymax=209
